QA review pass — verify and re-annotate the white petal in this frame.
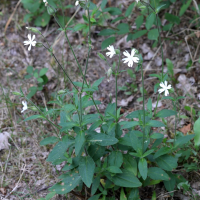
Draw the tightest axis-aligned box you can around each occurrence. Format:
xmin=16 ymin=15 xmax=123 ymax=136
xmin=164 ymin=90 xmax=169 ymax=96
xmin=28 ymin=34 xmax=31 ymax=41
xmin=28 ymin=45 xmax=31 ymax=51
xmin=133 ymin=57 xmax=139 ymax=63
xmin=164 ymin=81 xmax=168 ymax=87
xmin=23 ymin=41 xmax=30 ymax=45
xmin=32 ymin=35 xmax=35 ymax=41
xmin=131 ymin=48 xmax=136 ymax=57
xmin=160 ymin=82 xmax=164 ymax=88
xmin=158 ymin=88 xmax=165 ymax=94
xmin=32 ymin=41 xmax=36 ymax=46
xmin=123 ymin=50 xmax=130 ymax=57
xmin=75 ymin=1 xmax=79 ymax=6
xmin=122 ymin=58 xmax=129 ymax=63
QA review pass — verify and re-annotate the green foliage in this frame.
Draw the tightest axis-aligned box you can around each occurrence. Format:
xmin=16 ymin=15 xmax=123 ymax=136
xmin=25 ymin=66 xmax=48 ymax=99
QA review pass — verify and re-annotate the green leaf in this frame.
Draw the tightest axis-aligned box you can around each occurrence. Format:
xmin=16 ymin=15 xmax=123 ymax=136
xmin=91 ymin=176 xmax=100 ymax=195
xmin=155 ymin=155 xmax=178 ymax=171
xmin=26 ymin=65 xmax=33 ymax=74
xmin=117 ymin=23 xmax=130 ymax=35
xmin=107 ymin=166 xmax=122 ymax=174
xmin=142 ymin=149 xmax=154 ymax=157
xmin=111 ymin=16 xmax=125 ymax=23
xmin=101 ymin=0 xmax=107 ymax=10
xmin=39 ymin=68 xmax=48 ymax=76
xmin=123 ymin=155 xmax=137 ymax=176
xmin=165 ymin=13 xmax=180 ymax=24
xmin=49 ymin=171 xmax=81 ymax=194
xmin=125 ymin=3 xmax=135 ymax=17
xmin=145 ymin=13 xmax=156 ymax=30
xmin=155 ymin=109 xmax=176 ymax=118
xmin=45 ymin=192 xmax=56 ymax=200
xmin=150 ymin=133 xmax=164 ymax=139
xmin=174 ymin=134 xmax=195 ymax=148
xmin=194 ymin=117 xmax=200 ymax=147
xmin=138 ymin=158 xmax=147 ymax=180
xmin=147 ymin=98 xmax=152 ymax=112
xmin=166 ymin=58 xmax=174 ymax=77
xmin=101 ymin=37 xmax=116 ymax=50
xmin=148 ymin=167 xmax=170 ymax=181
xmin=153 ymin=147 xmax=171 ymax=159
xmin=92 ymin=77 xmax=105 ymax=87
xmin=128 ymin=188 xmax=140 ymax=200
xmin=75 ymin=131 xmax=85 ymax=156
xmin=147 ymin=120 xmax=165 ymax=127
xmin=46 ymin=137 xmax=74 ymax=164
xmin=163 ymin=172 xmax=176 ymax=194
xmin=147 ymin=29 xmax=159 ymax=40
xmin=120 ymin=188 xmax=127 ymax=200
xmin=99 ymin=29 xmax=116 ymax=36
xmin=119 ymin=132 xmax=142 ymax=155
xmin=179 ymin=0 xmax=192 ymax=16
xmin=79 ymin=156 xmax=95 ymax=187
xmin=40 ymin=136 xmax=59 ymax=146
xmin=108 ymin=151 xmax=123 ymax=167
xmin=37 ymin=77 xmax=43 ymax=83
xmin=88 ymin=194 xmax=102 ymax=200
xmin=107 ymin=169 xmax=142 ymax=187
xmin=127 ymin=30 xmax=147 ymax=41
xmin=119 ymin=121 xmax=140 ymax=129
xmin=135 ymin=15 xmax=144 ymax=29
xmin=23 ymin=115 xmax=45 ymax=122
xmin=103 ymin=7 xmax=122 ymax=15
xmin=126 ymin=110 xmax=144 ymax=118
xmin=87 ymin=133 xmax=118 ymax=146
xmin=74 ymin=23 xmax=87 ymax=31
xmin=88 ymin=144 xmax=105 ymax=161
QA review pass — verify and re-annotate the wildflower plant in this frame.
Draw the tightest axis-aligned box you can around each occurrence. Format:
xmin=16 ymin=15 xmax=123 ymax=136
xmin=14 ymin=0 xmax=200 ymax=199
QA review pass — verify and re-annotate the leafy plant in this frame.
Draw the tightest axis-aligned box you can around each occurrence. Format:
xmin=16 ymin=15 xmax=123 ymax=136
xmin=14 ymin=0 xmax=200 ymax=199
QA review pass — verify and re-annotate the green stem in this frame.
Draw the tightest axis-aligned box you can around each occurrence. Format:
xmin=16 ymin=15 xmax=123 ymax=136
xmin=174 ymin=99 xmax=177 ymax=146
xmin=41 ymin=43 xmax=79 ymax=91
xmin=141 ymin=63 xmax=145 ymax=154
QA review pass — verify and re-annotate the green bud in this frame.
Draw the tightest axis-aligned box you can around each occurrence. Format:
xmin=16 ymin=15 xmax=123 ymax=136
xmin=12 ymin=91 xmax=22 ymax=96
xmin=29 ymin=106 xmax=38 ymax=111
xmin=57 ymin=90 xmax=66 ymax=95
xmin=35 ymin=43 xmax=43 ymax=47
xmin=98 ymin=53 xmax=106 ymax=61
xmin=26 ymin=27 xmax=41 ymax=35
xmin=47 ymin=5 xmax=56 ymax=15
xmin=107 ymin=68 xmax=112 ymax=77
xmin=115 ymin=49 xmax=120 ymax=54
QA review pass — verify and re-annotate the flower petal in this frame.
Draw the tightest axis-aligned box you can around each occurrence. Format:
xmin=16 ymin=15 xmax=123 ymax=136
xmin=131 ymin=48 xmax=136 ymax=57
xmin=28 ymin=44 xmax=31 ymax=51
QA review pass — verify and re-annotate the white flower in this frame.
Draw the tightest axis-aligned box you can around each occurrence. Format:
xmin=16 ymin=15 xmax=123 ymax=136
xmin=136 ymin=0 xmax=140 ymax=3
xmin=43 ymin=0 xmax=47 ymax=2
xmin=75 ymin=1 xmax=79 ymax=6
xmin=106 ymin=45 xmax=116 ymax=58
xmin=21 ymin=101 xmax=28 ymax=113
xmin=158 ymin=81 xmax=172 ymax=96
xmin=23 ymin=34 xmax=36 ymax=51
xmin=122 ymin=49 xmax=139 ymax=67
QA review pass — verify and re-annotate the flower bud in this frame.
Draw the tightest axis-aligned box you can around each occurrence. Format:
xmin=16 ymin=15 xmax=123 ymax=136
xmin=29 ymin=106 xmax=38 ymax=111
xmin=26 ymin=27 xmax=41 ymax=35
xmin=107 ymin=68 xmax=112 ymax=77
xmin=47 ymin=5 xmax=56 ymax=15
xmin=35 ymin=43 xmax=43 ymax=47
xmin=98 ymin=53 xmax=106 ymax=61
xmin=115 ymin=49 xmax=120 ymax=54
xmin=57 ymin=90 xmax=66 ymax=95
xmin=12 ymin=91 xmax=22 ymax=96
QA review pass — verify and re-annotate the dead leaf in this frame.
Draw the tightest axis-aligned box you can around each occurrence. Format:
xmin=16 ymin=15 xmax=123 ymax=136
xmin=195 ymin=31 xmax=200 ymax=38
xmin=179 ymin=123 xmax=191 ymax=135
xmin=0 ymin=187 xmax=7 ymax=195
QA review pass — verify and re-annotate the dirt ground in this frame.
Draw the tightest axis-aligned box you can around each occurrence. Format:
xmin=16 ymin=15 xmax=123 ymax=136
xmin=1 ymin=0 xmax=200 ymax=199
